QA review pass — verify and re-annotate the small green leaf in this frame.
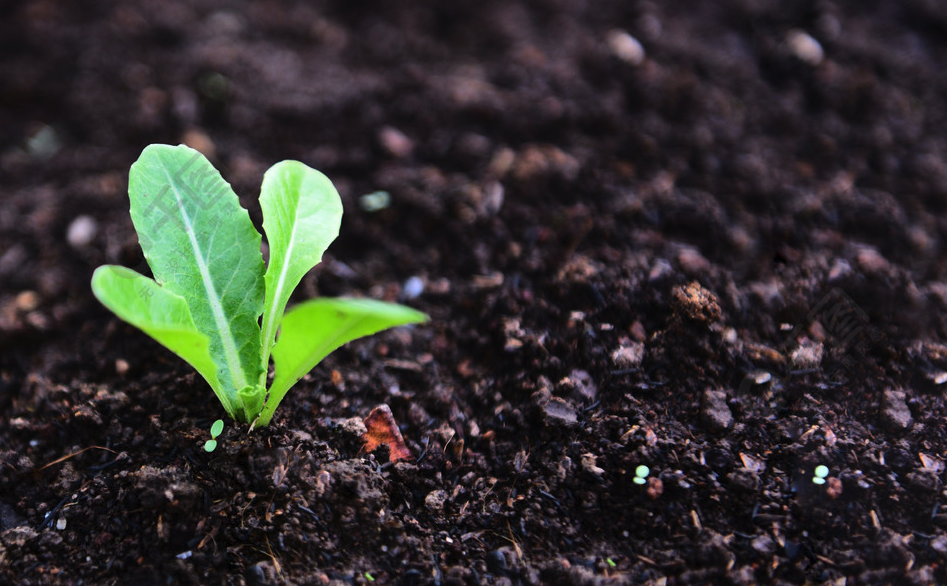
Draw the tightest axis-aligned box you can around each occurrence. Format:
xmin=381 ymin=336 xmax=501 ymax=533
xmin=210 ymin=419 xmax=224 ymax=438
xmin=259 ymin=298 xmax=428 ymax=426
xmin=129 ymin=144 xmax=265 ymax=416
xmin=91 ymin=266 xmax=235 ymax=418
xmin=259 ymin=161 xmax=342 ymax=382
xmin=204 ymin=439 xmax=218 ymax=452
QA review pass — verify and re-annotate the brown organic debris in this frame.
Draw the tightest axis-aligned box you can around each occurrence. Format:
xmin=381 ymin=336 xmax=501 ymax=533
xmin=362 ymin=404 xmax=413 ymax=462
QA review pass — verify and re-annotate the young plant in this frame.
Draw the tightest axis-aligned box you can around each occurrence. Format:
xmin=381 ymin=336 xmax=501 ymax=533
xmin=92 ymin=144 xmax=427 ymax=426
xmin=204 ymin=419 xmax=224 ymax=452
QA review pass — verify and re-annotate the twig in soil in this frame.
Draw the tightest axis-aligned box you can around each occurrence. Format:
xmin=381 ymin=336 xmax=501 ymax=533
xmin=504 ymin=520 xmax=524 ymax=559
xmin=35 ymin=446 xmax=117 ymax=473
xmin=690 ymin=509 xmax=702 ymax=530
xmin=265 ymin=535 xmax=283 ymax=577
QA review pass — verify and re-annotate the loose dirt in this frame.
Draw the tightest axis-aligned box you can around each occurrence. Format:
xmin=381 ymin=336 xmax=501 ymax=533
xmin=3 ymin=1 xmax=947 ymax=584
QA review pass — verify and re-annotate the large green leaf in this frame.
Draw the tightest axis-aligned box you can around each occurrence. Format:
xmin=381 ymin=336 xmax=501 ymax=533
xmin=128 ymin=144 xmax=265 ymax=413
xmin=259 ymin=298 xmax=428 ymax=425
xmin=91 ymin=266 xmax=237 ymax=418
xmin=259 ymin=161 xmax=342 ymax=383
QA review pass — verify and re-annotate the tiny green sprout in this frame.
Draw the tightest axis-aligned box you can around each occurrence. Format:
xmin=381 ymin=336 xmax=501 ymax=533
xmin=92 ymin=145 xmax=428 ymax=427
xmin=364 ymin=573 xmax=375 ymax=582
xmin=204 ymin=419 xmax=224 ymax=452
xmin=633 ymin=464 xmax=650 ymax=485
xmin=606 ymin=557 xmax=617 ymax=568
xmin=813 ymin=465 xmax=830 ymax=485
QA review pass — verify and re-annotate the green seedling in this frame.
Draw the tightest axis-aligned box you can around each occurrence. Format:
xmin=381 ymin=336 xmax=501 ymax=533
xmin=633 ymin=464 xmax=650 ymax=485
xmin=812 ymin=465 xmax=829 ymax=485
xmin=204 ymin=419 xmax=224 ymax=452
xmin=92 ymin=144 xmax=427 ymax=426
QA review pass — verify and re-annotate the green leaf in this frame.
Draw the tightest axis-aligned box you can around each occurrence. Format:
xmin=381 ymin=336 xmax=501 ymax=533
xmin=128 ymin=144 xmax=266 ymax=416
xmin=91 ymin=266 xmax=237 ymax=418
xmin=259 ymin=161 xmax=342 ymax=382
xmin=204 ymin=439 xmax=218 ymax=452
xmin=259 ymin=298 xmax=428 ymax=426
xmin=210 ymin=419 xmax=224 ymax=438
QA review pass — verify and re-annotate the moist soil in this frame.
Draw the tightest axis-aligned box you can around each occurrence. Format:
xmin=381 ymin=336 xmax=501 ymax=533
xmin=3 ymin=1 xmax=947 ymax=584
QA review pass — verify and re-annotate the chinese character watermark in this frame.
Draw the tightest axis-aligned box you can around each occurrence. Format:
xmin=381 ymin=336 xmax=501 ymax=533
xmin=738 ymin=287 xmax=882 ymax=394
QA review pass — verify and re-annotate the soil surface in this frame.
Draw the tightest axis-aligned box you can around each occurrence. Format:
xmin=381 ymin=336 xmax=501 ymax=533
xmin=4 ymin=1 xmax=947 ymax=584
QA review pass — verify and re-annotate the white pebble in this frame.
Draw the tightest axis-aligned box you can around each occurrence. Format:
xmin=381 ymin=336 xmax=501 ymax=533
xmin=606 ymin=30 xmax=645 ymax=65
xmin=359 ymin=191 xmax=391 ymax=212
xmin=56 ymin=517 xmax=67 ymax=530
xmin=403 ymin=276 xmax=424 ymax=299
xmin=787 ymin=30 xmax=823 ymax=66
xmin=67 ymin=215 xmax=98 ymax=248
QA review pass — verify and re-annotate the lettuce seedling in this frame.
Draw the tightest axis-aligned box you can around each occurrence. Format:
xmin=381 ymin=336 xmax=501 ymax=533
xmin=92 ymin=144 xmax=427 ymax=426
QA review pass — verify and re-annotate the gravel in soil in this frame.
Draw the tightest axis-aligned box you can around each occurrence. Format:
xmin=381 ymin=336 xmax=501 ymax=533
xmin=3 ymin=1 xmax=947 ymax=584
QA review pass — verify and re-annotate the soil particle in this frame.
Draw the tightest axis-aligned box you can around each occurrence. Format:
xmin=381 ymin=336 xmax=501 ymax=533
xmin=540 ymin=396 xmax=578 ymax=427
xmin=726 ymin=467 xmax=760 ymax=493
xmin=132 ymin=465 xmax=201 ymax=511
xmin=700 ymin=389 xmax=733 ymax=432
xmin=905 ymin=468 xmax=939 ymax=495
xmin=881 ymin=389 xmax=914 ymax=433
xmin=672 ymin=281 xmax=723 ymax=325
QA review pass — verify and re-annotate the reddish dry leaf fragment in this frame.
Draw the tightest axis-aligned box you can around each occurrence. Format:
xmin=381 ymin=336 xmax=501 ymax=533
xmin=363 ymin=404 xmax=412 ymax=462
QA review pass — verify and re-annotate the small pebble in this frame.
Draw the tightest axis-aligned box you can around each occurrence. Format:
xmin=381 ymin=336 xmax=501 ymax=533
xmin=378 ymin=126 xmax=414 ymax=158
xmin=751 ymin=534 xmax=777 ymax=557
xmin=560 ymin=370 xmax=597 ymax=401
xmin=115 ymin=359 xmax=130 ymax=375
xmin=26 ymin=124 xmax=61 ymax=159
xmin=67 ymin=215 xmax=98 ymax=248
xmin=606 ymin=29 xmax=645 ymax=65
xmin=905 ymin=468 xmax=939 ymax=494
xmin=581 ymin=453 xmax=604 ymax=476
xmin=931 ymin=534 xmax=947 ymax=557
xmin=856 ymin=246 xmax=890 ymax=274
xmin=786 ymin=30 xmax=823 ymax=65
xmin=359 ymin=191 xmax=391 ymax=212
xmin=56 ymin=517 xmax=66 ymax=531
xmin=424 ymin=489 xmax=448 ymax=511
xmin=181 ymin=128 xmax=216 ymax=159
xmin=403 ymin=276 xmax=424 ymax=299
xmin=672 ymin=282 xmax=722 ymax=324
xmin=15 ymin=291 xmax=40 ymax=312
xmin=611 ymin=342 xmax=644 ymax=368
xmin=790 ymin=342 xmax=823 ymax=369
xmin=542 ymin=397 xmax=578 ymax=427
xmin=881 ymin=389 xmax=913 ymax=433
xmin=701 ymin=389 xmax=733 ymax=432
xmin=727 ymin=468 xmax=759 ymax=493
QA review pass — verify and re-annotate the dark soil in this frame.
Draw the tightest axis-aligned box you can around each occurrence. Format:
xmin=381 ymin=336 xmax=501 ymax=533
xmin=4 ymin=1 xmax=947 ymax=584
